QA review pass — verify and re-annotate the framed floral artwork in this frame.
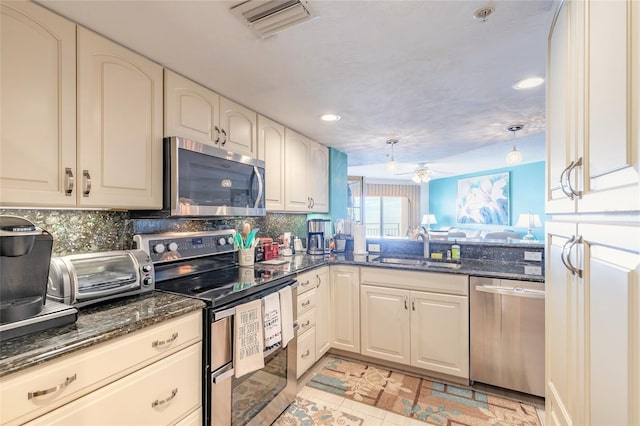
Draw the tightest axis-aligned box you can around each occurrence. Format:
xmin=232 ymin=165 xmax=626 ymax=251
xmin=456 ymin=172 xmax=509 ymax=225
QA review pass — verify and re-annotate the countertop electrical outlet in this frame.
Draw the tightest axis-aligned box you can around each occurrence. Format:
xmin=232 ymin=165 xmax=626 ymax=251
xmin=524 ymin=251 xmax=542 ymax=262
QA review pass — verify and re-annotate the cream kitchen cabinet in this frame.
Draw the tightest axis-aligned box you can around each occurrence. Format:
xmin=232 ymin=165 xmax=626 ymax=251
xmin=0 ymin=310 xmax=202 ymax=426
xmin=329 ymin=265 xmax=360 ymax=353
xmin=164 ymin=69 xmax=257 ymax=157
xmin=295 ymin=266 xmax=330 ymax=378
xmin=546 ymin=0 xmax=639 ymax=214
xmin=360 ymin=268 xmax=469 ymax=379
xmin=77 ymin=27 xmax=163 ymax=209
xmin=257 ymin=115 xmax=285 ymax=210
xmin=1 ymin=1 xmax=76 ymax=206
xmin=0 ymin=3 xmax=163 ymax=209
xmin=545 ymin=220 xmax=640 ymax=426
xmin=284 ymin=129 xmax=329 ymax=213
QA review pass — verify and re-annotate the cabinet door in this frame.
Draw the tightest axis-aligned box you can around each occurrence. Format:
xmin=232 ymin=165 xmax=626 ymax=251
xmin=329 ymin=265 xmax=360 ymax=353
xmin=257 ymin=115 xmax=285 ymax=211
xmin=219 ymin=96 xmax=256 ymax=157
xmin=545 ymin=221 xmax=581 ymax=426
xmin=284 ymin=129 xmax=310 ymax=211
xmin=296 ymin=327 xmax=316 ymax=379
xmin=578 ymin=0 xmax=640 ymax=212
xmin=546 ymin=0 xmax=577 ymax=214
xmin=77 ymin=28 xmax=163 ymax=209
xmin=579 ymin=222 xmax=639 ymax=426
xmin=164 ymin=69 xmax=220 ymax=146
xmin=314 ymin=267 xmax=331 ymax=357
xmin=307 ymin=140 xmax=329 ymax=213
xmin=410 ymin=290 xmax=468 ymax=378
xmin=0 ymin=1 xmax=76 ymax=206
xmin=360 ymin=285 xmax=410 ymax=364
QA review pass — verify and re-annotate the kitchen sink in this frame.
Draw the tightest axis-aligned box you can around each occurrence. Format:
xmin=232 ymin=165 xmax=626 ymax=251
xmin=371 ymin=256 xmax=461 ymax=269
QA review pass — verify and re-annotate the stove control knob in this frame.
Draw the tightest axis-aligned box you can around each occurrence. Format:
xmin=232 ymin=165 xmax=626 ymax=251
xmin=153 ymin=243 xmax=165 ymax=254
xmin=227 ymin=236 xmax=234 ymax=245
xmin=218 ymin=237 xmax=227 ymax=246
xmin=168 ymin=242 xmax=178 ymax=252
xmin=142 ymin=276 xmax=153 ymax=286
xmin=142 ymin=265 xmax=152 ymax=273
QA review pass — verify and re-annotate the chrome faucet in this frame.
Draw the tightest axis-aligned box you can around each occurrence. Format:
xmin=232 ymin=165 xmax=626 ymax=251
xmin=418 ymin=227 xmax=430 ymax=259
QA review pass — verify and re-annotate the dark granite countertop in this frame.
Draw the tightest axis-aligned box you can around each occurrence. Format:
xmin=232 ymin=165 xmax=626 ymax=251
xmin=0 ymin=292 xmax=205 ymax=378
xmin=254 ymin=253 xmax=545 ymax=283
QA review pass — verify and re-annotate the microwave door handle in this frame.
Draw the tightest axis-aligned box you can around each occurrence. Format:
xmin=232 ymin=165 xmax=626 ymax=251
xmin=253 ymin=166 xmax=263 ymax=209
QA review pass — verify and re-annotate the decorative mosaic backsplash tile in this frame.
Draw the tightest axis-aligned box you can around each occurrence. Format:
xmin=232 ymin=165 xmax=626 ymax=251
xmin=0 ymin=209 xmax=309 ymax=256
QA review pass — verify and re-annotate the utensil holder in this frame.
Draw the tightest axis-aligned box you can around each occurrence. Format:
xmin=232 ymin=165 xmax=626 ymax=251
xmin=238 ymin=248 xmax=255 ymax=266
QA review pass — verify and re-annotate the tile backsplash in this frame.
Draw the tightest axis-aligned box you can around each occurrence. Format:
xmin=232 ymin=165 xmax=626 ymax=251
xmin=0 ymin=209 xmax=308 ymax=256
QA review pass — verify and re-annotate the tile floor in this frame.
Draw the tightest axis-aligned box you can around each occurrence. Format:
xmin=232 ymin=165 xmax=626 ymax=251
xmin=296 ymin=355 xmax=546 ymax=426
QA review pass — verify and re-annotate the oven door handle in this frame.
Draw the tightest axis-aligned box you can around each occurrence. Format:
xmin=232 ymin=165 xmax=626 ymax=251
xmin=212 ymin=363 xmax=235 ymax=384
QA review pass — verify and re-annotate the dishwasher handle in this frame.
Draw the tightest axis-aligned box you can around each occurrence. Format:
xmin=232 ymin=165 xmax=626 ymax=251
xmin=474 ymin=285 xmax=545 ymax=299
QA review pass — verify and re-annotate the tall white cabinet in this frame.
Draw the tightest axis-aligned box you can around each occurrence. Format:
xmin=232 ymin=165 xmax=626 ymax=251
xmin=257 ymin=115 xmax=285 ymax=211
xmin=545 ymin=1 xmax=640 ymax=425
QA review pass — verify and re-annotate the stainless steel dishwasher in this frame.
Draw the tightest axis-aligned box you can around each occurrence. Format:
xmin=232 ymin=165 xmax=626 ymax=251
xmin=470 ymin=276 xmax=545 ymax=397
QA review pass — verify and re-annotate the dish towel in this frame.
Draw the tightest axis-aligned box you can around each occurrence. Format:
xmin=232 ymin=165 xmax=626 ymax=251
xmin=279 ymin=285 xmax=294 ymax=348
xmin=263 ymin=292 xmax=282 ymax=350
xmin=234 ymin=299 xmax=264 ymax=378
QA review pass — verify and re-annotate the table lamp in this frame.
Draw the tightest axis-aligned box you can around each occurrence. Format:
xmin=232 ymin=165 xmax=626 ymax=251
xmin=516 ymin=213 xmax=542 ymax=241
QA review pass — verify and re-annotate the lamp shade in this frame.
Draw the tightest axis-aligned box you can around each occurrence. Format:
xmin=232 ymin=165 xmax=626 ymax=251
xmin=421 ymin=214 xmax=437 ymax=225
xmin=516 ymin=213 xmax=542 ymax=228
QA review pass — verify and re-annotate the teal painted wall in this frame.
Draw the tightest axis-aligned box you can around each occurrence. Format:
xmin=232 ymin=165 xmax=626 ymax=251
xmin=429 ymin=161 xmax=546 ymax=240
xmin=307 ymin=147 xmax=348 ymax=234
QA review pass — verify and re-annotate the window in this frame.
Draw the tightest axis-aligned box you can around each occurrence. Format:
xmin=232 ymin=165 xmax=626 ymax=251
xmin=364 ymin=196 xmax=409 ymax=237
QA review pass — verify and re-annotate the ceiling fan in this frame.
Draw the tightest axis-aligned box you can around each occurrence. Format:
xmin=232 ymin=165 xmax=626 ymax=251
xmin=394 ymin=162 xmax=439 ymax=183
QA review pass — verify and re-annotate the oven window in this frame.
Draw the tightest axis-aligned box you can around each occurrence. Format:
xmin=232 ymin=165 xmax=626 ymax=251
xmin=231 ymin=347 xmax=287 ymax=426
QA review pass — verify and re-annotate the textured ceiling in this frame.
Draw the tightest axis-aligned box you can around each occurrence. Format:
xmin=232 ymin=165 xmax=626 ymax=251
xmin=39 ymin=0 xmax=555 ymax=179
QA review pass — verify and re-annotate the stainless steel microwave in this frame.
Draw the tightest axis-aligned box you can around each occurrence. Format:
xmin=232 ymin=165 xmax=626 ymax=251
xmin=137 ymin=137 xmax=265 ymax=217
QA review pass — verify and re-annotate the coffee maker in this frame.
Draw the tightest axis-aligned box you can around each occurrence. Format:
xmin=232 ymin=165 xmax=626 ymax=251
xmin=0 ymin=216 xmax=54 ymax=323
xmin=306 ymin=219 xmax=331 ymax=255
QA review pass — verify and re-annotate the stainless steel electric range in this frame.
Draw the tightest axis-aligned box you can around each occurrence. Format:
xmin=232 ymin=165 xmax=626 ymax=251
xmin=134 ymin=230 xmax=298 ymax=426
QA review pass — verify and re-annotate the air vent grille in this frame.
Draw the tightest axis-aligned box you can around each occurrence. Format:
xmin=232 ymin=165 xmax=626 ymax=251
xmin=231 ymin=0 xmax=316 ymax=38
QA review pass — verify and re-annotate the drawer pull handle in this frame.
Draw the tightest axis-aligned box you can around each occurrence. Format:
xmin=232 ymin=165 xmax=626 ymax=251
xmin=82 ymin=170 xmax=91 ymax=197
xmin=301 ymin=300 xmax=311 ymax=307
xmin=301 ymin=349 xmax=310 ymax=359
xmin=28 ymin=374 xmax=77 ymax=400
xmin=302 ymin=320 xmax=311 ymax=327
xmin=152 ymin=332 xmax=178 ymax=348
xmin=151 ymin=388 xmax=178 ymax=408
xmin=301 ymin=280 xmax=311 ymax=287
xmin=64 ymin=168 xmax=74 ymax=195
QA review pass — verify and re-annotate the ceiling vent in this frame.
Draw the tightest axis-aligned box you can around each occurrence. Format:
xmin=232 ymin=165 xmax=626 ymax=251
xmin=231 ymin=0 xmax=317 ymax=39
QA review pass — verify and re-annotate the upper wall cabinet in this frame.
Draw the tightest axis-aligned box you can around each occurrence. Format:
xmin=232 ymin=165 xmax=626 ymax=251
xmin=546 ymin=0 xmax=639 ymax=214
xmin=77 ymin=28 xmax=163 ymax=209
xmin=284 ymin=129 xmax=328 ymax=213
xmin=1 ymin=1 xmax=77 ymax=206
xmin=164 ymin=70 xmax=257 ymax=157
xmin=0 ymin=2 xmax=162 ymax=209
xmin=257 ymin=115 xmax=285 ymax=211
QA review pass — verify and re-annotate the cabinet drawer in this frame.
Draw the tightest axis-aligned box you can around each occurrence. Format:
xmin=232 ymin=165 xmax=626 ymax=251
xmin=361 ymin=267 xmax=468 ymax=296
xmin=297 ymin=308 xmax=316 ymax=335
xmin=27 ymin=343 xmax=202 ymax=426
xmin=175 ymin=408 xmax=202 ymax=426
xmin=297 ymin=288 xmax=316 ymax=315
xmin=296 ymin=327 xmax=316 ymax=379
xmin=0 ymin=311 xmax=201 ymax=425
xmin=297 ymin=270 xmax=316 ymax=295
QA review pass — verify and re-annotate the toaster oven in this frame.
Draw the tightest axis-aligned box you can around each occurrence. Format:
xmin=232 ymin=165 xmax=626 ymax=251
xmin=47 ymin=250 xmax=154 ymax=307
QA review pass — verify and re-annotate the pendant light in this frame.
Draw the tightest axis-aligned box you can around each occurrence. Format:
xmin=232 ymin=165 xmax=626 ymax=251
xmin=386 ymin=139 xmax=398 ymax=171
xmin=505 ymin=124 xmax=524 ymax=165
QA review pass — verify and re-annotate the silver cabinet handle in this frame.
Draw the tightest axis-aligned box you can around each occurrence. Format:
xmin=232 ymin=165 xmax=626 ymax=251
xmin=253 ymin=166 xmax=263 ymax=209
xmin=309 ymin=197 xmax=315 ymax=208
xmin=152 ymin=332 xmax=178 ymax=348
xmin=28 ymin=374 xmax=77 ymax=400
xmin=560 ymin=236 xmax=575 ymax=273
xmin=475 ymin=285 xmax=545 ymax=299
xmin=220 ymin=128 xmax=227 ymax=146
xmin=301 ymin=320 xmax=311 ymax=327
xmin=566 ymin=235 xmax=583 ymax=278
xmin=559 ymin=163 xmax=573 ymax=199
xmin=82 ymin=170 xmax=91 ymax=197
xmin=301 ymin=349 xmax=310 ymax=359
xmin=307 ymin=197 xmax=312 ymax=208
xmin=411 ymin=297 xmax=416 ymax=311
xmin=316 ymin=274 xmax=321 ymax=288
xmin=566 ymin=157 xmax=583 ymax=199
xmin=151 ymin=388 xmax=178 ymax=408
xmin=404 ymin=295 xmax=408 ymax=310
xmin=64 ymin=168 xmax=74 ymax=196
xmin=301 ymin=300 xmax=311 ymax=307
xmin=300 ymin=280 xmax=311 ymax=288
xmin=214 ymin=125 xmax=220 ymax=144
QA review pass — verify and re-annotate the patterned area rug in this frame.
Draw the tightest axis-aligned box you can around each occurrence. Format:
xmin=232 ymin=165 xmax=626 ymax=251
xmin=307 ymin=357 xmax=541 ymax=426
xmin=273 ymin=396 xmax=364 ymax=425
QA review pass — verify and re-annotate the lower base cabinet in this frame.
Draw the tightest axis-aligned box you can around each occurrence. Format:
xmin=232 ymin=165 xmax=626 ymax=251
xmin=26 ymin=343 xmax=202 ymax=425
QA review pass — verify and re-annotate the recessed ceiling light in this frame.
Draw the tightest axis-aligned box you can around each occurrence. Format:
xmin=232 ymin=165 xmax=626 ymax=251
xmin=513 ymin=77 xmax=545 ymax=90
xmin=321 ymin=113 xmax=341 ymax=122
